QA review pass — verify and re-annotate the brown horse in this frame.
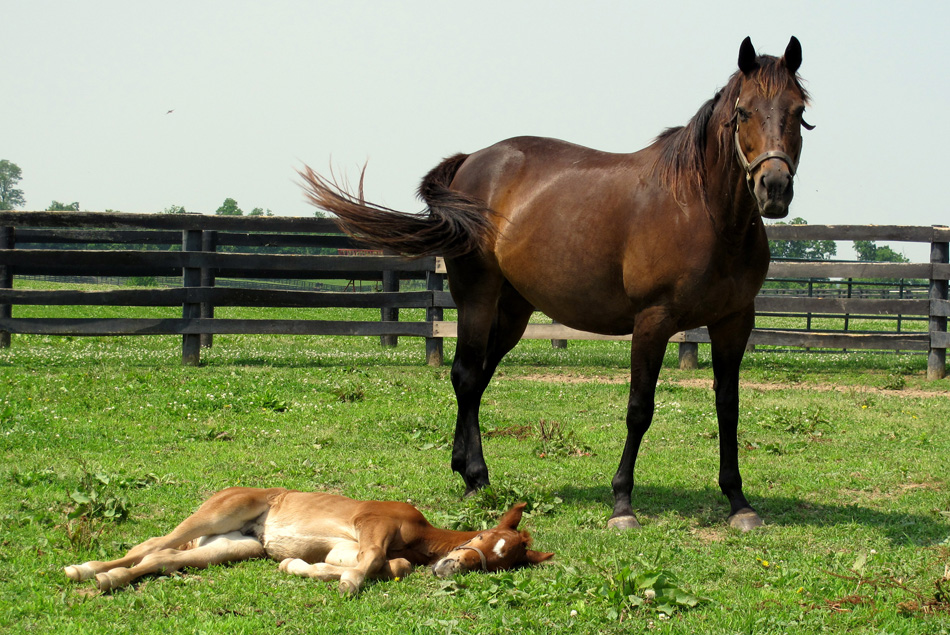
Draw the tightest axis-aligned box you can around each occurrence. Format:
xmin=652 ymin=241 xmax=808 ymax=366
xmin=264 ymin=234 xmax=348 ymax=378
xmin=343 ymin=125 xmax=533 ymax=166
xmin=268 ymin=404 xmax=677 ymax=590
xmin=64 ymin=488 xmax=552 ymax=595
xmin=300 ymin=37 xmax=811 ymax=531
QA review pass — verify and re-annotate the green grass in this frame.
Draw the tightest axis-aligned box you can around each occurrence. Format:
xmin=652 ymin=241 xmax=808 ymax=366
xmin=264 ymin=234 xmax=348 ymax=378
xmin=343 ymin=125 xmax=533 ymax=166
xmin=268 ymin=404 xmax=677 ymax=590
xmin=1 ymin=300 xmax=948 ymax=634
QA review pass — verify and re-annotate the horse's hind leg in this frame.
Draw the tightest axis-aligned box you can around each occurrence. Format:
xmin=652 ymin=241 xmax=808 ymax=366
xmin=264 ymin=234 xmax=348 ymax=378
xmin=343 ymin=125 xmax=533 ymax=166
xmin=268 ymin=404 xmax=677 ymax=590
xmin=708 ymin=308 xmax=762 ymax=531
xmin=95 ymin=532 xmax=265 ymax=592
xmin=448 ymin=271 xmax=534 ymax=495
xmin=65 ymin=487 xmax=277 ymax=582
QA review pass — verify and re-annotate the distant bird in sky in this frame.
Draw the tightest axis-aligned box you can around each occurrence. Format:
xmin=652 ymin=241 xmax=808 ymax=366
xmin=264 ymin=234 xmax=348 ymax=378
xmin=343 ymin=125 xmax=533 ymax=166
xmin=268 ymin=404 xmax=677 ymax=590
xmin=166 ymin=109 xmax=175 ymax=115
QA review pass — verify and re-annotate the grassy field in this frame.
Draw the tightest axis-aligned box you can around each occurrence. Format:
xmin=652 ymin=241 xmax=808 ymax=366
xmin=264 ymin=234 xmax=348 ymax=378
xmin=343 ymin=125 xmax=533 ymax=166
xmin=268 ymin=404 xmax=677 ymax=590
xmin=1 ymin=301 xmax=948 ymax=634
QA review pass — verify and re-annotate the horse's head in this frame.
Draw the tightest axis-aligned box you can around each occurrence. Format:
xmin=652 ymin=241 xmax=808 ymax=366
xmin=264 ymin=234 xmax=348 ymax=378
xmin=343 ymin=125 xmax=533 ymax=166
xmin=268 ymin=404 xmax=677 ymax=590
xmin=732 ymin=36 xmax=811 ymax=219
xmin=431 ymin=503 xmax=553 ymax=578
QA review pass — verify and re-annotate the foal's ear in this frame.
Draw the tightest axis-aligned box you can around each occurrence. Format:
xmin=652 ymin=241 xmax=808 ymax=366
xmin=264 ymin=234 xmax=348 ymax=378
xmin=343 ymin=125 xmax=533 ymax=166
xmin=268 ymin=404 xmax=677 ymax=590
xmin=525 ymin=550 xmax=554 ymax=565
xmin=738 ymin=36 xmax=758 ymax=74
xmin=783 ymin=36 xmax=802 ymax=73
xmin=497 ymin=502 xmax=528 ymax=530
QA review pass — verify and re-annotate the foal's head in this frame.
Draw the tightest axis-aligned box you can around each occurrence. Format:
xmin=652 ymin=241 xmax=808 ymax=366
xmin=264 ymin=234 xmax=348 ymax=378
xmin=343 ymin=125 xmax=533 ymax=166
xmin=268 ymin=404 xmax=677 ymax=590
xmin=432 ymin=503 xmax=553 ymax=578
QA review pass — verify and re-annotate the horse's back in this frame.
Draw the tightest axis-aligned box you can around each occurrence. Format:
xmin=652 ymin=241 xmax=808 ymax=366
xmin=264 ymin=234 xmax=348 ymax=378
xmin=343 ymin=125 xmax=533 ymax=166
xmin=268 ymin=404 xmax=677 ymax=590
xmin=448 ymin=137 xmax=702 ymax=333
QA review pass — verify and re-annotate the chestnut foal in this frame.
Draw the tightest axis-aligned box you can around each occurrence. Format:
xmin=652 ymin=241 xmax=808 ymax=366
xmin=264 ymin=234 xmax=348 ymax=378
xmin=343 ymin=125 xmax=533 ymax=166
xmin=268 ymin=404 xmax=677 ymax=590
xmin=64 ymin=487 xmax=552 ymax=595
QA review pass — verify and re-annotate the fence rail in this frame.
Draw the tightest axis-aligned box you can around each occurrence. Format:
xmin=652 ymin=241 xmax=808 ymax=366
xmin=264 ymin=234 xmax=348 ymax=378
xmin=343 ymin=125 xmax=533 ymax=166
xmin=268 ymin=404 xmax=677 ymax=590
xmin=0 ymin=212 xmax=947 ymax=379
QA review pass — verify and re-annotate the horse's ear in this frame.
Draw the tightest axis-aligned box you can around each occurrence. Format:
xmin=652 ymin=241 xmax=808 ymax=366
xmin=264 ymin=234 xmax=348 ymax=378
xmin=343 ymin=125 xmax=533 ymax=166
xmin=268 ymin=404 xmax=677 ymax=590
xmin=497 ymin=502 xmax=527 ymax=530
xmin=738 ymin=36 xmax=758 ymax=74
xmin=524 ymin=550 xmax=554 ymax=565
xmin=784 ymin=36 xmax=802 ymax=73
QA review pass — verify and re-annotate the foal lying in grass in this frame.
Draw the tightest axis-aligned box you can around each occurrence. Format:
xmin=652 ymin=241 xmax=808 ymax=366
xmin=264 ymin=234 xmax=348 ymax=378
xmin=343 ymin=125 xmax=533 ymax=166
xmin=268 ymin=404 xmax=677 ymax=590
xmin=64 ymin=487 xmax=553 ymax=595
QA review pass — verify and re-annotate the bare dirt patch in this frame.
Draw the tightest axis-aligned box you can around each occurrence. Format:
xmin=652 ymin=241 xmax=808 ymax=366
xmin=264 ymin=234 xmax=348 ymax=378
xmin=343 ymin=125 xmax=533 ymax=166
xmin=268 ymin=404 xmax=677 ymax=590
xmin=509 ymin=373 xmax=948 ymax=399
xmin=691 ymin=526 xmax=728 ymax=544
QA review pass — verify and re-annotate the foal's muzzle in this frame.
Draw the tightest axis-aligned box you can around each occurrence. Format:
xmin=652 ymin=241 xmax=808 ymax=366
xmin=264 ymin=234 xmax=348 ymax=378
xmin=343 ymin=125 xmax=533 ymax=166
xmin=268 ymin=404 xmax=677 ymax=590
xmin=432 ymin=544 xmax=488 ymax=578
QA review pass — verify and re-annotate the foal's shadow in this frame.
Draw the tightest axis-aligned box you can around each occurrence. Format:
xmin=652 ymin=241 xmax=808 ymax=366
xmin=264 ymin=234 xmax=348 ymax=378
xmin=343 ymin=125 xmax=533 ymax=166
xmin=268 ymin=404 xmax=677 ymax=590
xmin=554 ymin=484 xmax=949 ymax=546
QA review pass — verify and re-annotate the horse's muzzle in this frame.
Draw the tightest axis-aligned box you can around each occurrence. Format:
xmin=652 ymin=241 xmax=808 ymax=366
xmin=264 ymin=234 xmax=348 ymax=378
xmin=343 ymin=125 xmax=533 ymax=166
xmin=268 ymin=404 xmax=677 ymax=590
xmin=431 ymin=556 xmax=463 ymax=578
xmin=754 ymin=161 xmax=793 ymax=219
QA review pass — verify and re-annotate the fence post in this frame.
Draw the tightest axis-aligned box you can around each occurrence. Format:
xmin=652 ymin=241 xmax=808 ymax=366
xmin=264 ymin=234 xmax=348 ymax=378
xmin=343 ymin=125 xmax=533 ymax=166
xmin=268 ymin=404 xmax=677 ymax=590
xmin=182 ymin=229 xmax=202 ymax=366
xmin=380 ymin=269 xmax=399 ymax=347
xmin=678 ymin=341 xmax=699 ymax=370
xmin=200 ymin=230 xmax=217 ymax=349
xmin=425 ymin=268 xmax=444 ymax=366
xmin=928 ymin=226 xmax=948 ymax=380
xmin=550 ymin=320 xmax=567 ymax=349
xmin=0 ymin=226 xmax=12 ymax=349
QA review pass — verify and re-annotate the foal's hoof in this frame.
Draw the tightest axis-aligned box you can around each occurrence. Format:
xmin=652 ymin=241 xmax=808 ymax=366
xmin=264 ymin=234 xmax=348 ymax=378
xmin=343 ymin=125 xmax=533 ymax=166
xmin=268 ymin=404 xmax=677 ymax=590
xmin=607 ymin=515 xmax=641 ymax=531
xmin=95 ymin=569 xmax=131 ymax=592
xmin=338 ymin=579 xmax=360 ymax=597
xmin=64 ymin=563 xmax=96 ymax=582
xmin=728 ymin=508 xmax=764 ymax=532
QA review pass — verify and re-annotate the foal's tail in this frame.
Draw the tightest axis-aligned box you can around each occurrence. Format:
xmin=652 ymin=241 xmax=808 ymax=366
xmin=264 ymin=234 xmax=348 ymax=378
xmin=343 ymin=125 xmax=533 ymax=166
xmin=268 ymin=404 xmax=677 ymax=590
xmin=298 ymin=154 xmax=496 ymax=258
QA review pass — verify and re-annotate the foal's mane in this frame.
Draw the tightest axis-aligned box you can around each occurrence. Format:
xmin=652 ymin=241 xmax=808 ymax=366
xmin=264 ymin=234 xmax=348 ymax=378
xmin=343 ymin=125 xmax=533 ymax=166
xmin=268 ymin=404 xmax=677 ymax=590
xmin=652 ymin=54 xmax=810 ymax=201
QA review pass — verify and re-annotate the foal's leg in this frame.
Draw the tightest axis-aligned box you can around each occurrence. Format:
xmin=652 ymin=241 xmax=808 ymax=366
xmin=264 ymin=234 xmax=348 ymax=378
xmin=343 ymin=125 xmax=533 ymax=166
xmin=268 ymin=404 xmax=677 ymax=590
xmin=64 ymin=487 xmax=278 ymax=582
xmin=708 ymin=308 xmax=763 ymax=531
xmin=608 ymin=312 xmax=673 ymax=530
xmin=280 ymin=523 xmax=410 ymax=596
xmin=280 ymin=547 xmax=413 ymax=588
xmin=95 ymin=532 xmax=265 ymax=592
xmin=449 ymin=277 xmax=534 ymax=495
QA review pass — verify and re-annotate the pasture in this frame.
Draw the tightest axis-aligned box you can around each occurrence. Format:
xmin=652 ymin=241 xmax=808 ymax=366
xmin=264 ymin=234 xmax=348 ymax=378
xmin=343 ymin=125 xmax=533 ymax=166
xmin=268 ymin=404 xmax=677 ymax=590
xmin=1 ymin=303 xmax=948 ymax=634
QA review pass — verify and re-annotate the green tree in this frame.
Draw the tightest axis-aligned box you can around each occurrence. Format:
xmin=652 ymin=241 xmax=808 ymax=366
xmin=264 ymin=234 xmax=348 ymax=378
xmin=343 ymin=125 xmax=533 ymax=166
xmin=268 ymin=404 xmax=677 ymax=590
xmin=0 ymin=160 xmax=26 ymax=210
xmin=768 ymin=217 xmax=837 ymax=260
xmin=248 ymin=207 xmax=273 ymax=217
xmin=161 ymin=204 xmax=187 ymax=215
xmin=47 ymin=201 xmax=80 ymax=211
xmin=215 ymin=198 xmax=243 ymax=216
xmin=853 ymin=240 xmax=909 ymax=263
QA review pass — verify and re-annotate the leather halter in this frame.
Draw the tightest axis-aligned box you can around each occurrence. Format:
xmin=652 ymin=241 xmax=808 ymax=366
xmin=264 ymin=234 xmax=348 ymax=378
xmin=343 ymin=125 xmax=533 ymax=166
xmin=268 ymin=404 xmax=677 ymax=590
xmin=733 ymin=98 xmax=799 ymax=194
xmin=451 ymin=544 xmax=488 ymax=571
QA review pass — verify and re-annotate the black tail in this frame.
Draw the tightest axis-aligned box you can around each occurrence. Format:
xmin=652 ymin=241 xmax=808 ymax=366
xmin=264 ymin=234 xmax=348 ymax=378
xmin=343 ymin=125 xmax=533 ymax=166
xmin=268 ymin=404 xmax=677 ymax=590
xmin=298 ymin=154 xmax=496 ymax=258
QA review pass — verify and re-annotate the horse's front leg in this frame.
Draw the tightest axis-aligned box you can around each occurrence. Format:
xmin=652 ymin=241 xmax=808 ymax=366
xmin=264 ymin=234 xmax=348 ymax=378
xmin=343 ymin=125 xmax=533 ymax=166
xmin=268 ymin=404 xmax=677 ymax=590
xmin=608 ymin=318 xmax=671 ymax=530
xmin=709 ymin=307 xmax=763 ymax=531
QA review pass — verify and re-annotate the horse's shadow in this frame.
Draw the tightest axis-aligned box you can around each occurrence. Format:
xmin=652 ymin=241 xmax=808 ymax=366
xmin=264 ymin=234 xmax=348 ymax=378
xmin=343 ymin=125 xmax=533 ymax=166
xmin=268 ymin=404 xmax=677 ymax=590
xmin=554 ymin=484 xmax=949 ymax=546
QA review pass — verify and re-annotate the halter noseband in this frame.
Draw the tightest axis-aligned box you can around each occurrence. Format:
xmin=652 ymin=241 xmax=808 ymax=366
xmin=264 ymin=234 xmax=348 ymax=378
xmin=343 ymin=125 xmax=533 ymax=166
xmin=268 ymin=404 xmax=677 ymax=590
xmin=733 ymin=98 xmax=800 ymax=194
xmin=451 ymin=543 xmax=488 ymax=571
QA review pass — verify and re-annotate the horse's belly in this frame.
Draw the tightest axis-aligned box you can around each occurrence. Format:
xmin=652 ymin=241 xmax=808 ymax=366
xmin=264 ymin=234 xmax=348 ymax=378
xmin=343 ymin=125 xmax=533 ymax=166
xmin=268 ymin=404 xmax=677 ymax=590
xmin=258 ymin=517 xmax=358 ymax=564
xmin=261 ymin=530 xmax=356 ymax=564
xmin=502 ymin=265 xmax=637 ymax=335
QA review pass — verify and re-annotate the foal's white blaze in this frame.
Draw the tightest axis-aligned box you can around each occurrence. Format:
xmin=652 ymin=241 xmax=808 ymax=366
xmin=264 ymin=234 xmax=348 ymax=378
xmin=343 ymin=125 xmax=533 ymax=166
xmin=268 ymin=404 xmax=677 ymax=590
xmin=492 ymin=538 xmax=506 ymax=559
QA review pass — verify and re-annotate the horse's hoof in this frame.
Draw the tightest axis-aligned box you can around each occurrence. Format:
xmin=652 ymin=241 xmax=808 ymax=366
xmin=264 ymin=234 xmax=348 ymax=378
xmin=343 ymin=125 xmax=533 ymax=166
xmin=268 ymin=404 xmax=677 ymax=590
xmin=338 ymin=579 xmax=359 ymax=597
xmin=607 ymin=515 xmax=641 ymax=531
xmin=280 ymin=558 xmax=310 ymax=576
xmin=65 ymin=563 xmax=96 ymax=582
xmin=462 ymin=482 xmax=488 ymax=498
xmin=95 ymin=572 xmax=117 ymax=592
xmin=728 ymin=508 xmax=764 ymax=531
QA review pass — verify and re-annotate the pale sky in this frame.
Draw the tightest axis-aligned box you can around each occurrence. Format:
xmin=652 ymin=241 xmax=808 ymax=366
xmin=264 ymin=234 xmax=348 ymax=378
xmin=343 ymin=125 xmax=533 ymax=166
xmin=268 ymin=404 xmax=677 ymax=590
xmin=3 ymin=1 xmax=948 ymax=261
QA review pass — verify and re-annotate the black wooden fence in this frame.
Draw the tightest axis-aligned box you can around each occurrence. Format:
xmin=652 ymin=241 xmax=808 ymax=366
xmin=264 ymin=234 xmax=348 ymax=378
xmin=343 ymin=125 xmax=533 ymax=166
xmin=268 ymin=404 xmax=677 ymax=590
xmin=0 ymin=212 xmax=947 ymax=379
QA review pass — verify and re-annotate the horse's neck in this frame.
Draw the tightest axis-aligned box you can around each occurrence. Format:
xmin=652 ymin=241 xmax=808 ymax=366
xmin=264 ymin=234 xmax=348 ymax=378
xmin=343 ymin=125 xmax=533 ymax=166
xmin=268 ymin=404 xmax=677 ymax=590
xmin=415 ymin=527 xmax=480 ymax=561
xmin=702 ymin=146 xmax=761 ymax=243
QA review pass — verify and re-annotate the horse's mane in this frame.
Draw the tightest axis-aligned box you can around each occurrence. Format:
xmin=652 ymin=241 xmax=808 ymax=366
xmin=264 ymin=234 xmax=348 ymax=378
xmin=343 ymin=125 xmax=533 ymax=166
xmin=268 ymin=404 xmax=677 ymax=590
xmin=652 ymin=54 xmax=810 ymax=201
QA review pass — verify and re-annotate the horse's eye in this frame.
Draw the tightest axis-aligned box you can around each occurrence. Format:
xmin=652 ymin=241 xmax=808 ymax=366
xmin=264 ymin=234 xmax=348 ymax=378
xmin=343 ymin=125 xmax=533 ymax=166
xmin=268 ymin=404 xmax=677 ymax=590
xmin=736 ymin=107 xmax=752 ymax=123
